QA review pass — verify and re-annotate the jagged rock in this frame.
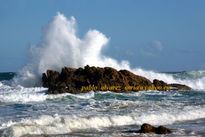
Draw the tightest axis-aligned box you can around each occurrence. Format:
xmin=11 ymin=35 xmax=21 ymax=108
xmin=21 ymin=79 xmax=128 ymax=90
xmin=153 ymin=79 xmax=169 ymax=90
xmin=153 ymin=79 xmax=168 ymax=87
xmin=42 ymin=65 xmax=191 ymax=94
xmin=42 ymin=65 xmax=153 ymax=94
xmin=139 ymin=123 xmax=172 ymax=134
xmin=42 ymin=70 xmax=60 ymax=88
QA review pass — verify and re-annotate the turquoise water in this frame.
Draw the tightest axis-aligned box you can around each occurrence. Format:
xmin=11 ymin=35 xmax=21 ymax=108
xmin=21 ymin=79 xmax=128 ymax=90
xmin=0 ymin=72 xmax=205 ymax=137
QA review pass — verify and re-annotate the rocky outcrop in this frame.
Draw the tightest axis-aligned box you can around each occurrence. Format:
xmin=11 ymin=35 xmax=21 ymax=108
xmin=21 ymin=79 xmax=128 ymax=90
xmin=168 ymin=83 xmax=191 ymax=90
xmin=139 ymin=123 xmax=172 ymax=134
xmin=42 ymin=65 xmax=191 ymax=94
xmin=42 ymin=65 xmax=153 ymax=94
xmin=153 ymin=79 xmax=168 ymax=88
xmin=153 ymin=79 xmax=191 ymax=91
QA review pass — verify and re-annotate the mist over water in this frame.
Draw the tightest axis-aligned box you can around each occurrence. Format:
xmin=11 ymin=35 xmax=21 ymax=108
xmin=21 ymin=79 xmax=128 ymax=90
xmin=12 ymin=12 xmax=205 ymax=90
xmin=12 ymin=12 xmax=130 ymax=87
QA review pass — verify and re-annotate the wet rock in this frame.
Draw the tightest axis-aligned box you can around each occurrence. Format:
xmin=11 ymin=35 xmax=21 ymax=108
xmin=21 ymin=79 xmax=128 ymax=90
xmin=156 ymin=125 xmax=172 ymax=134
xmin=42 ymin=65 xmax=153 ymax=94
xmin=42 ymin=65 xmax=191 ymax=94
xmin=42 ymin=70 xmax=60 ymax=88
xmin=153 ymin=79 xmax=191 ymax=91
xmin=153 ymin=79 xmax=169 ymax=90
xmin=139 ymin=123 xmax=172 ymax=134
xmin=140 ymin=123 xmax=156 ymax=133
xmin=168 ymin=83 xmax=191 ymax=90
xmin=153 ymin=79 xmax=168 ymax=87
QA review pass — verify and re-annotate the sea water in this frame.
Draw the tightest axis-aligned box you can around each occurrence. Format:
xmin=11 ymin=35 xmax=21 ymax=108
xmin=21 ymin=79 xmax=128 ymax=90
xmin=0 ymin=13 xmax=204 ymax=137
xmin=0 ymin=71 xmax=205 ymax=137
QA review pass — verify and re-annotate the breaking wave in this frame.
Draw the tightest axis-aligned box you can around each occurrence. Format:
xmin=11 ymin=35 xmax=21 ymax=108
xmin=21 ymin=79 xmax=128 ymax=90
xmin=0 ymin=82 xmax=94 ymax=103
xmin=11 ymin=12 xmax=205 ymax=90
xmin=1 ymin=106 xmax=205 ymax=137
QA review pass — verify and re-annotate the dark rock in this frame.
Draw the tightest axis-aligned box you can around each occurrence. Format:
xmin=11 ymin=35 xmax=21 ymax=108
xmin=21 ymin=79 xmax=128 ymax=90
xmin=42 ymin=73 xmax=48 ymax=87
xmin=153 ymin=79 xmax=191 ymax=91
xmin=153 ymin=79 xmax=169 ymax=90
xmin=153 ymin=79 xmax=168 ymax=87
xmin=42 ymin=70 xmax=60 ymax=92
xmin=168 ymin=83 xmax=191 ymax=90
xmin=139 ymin=123 xmax=172 ymax=134
xmin=42 ymin=65 xmax=153 ymax=94
xmin=156 ymin=125 xmax=172 ymax=134
xmin=42 ymin=65 xmax=191 ymax=94
xmin=140 ymin=123 xmax=156 ymax=133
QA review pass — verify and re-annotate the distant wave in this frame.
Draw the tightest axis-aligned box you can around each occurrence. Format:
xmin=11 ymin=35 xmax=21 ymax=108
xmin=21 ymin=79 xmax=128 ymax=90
xmin=9 ymin=12 xmax=205 ymax=90
xmin=167 ymin=70 xmax=205 ymax=80
xmin=0 ymin=72 xmax=15 ymax=81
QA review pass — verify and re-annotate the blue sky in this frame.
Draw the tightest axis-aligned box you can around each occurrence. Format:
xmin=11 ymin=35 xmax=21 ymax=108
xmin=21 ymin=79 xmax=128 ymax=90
xmin=0 ymin=0 xmax=205 ymax=72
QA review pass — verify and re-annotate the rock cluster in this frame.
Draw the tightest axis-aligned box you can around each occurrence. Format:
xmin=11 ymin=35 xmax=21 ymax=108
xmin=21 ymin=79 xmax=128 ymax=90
xmin=42 ymin=65 xmax=191 ymax=94
xmin=139 ymin=123 xmax=172 ymax=134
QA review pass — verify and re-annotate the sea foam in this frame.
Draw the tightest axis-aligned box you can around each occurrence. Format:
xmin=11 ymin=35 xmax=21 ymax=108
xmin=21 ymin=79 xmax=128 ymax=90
xmin=0 ymin=82 xmax=94 ymax=103
xmin=3 ymin=106 xmax=205 ymax=137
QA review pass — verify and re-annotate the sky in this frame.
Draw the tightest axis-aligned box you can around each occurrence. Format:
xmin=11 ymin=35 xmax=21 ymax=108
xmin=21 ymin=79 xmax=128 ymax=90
xmin=0 ymin=0 xmax=205 ymax=72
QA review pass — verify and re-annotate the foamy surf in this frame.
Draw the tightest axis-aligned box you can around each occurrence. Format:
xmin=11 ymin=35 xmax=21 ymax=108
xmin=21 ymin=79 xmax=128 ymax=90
xmin=0 ymin=88 xmax=204 ymax=137
xmin=0 ymin=83 xmax=94 ymax=103
xmin=1 ymin=105 xmax=205 ymax=137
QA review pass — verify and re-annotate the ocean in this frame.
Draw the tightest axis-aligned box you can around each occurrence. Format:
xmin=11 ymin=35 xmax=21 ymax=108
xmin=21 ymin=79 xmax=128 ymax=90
xmin=1 ymin=13 xmax=205 ymax=137
xmin=0 ymin=71 xmax=204 ymax=137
